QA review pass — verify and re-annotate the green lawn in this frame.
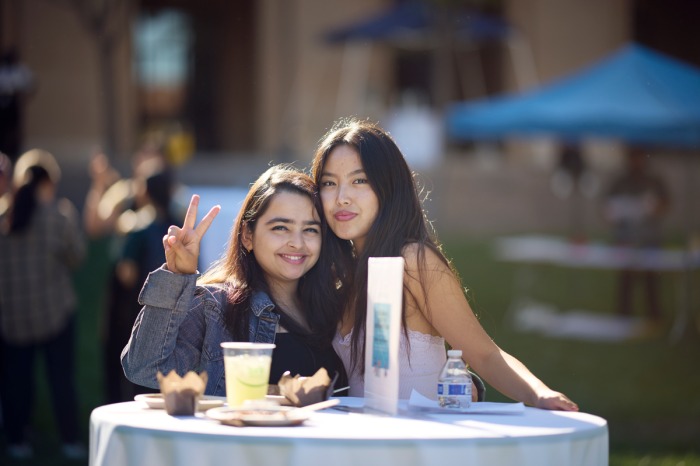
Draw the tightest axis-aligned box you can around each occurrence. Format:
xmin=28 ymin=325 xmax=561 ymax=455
xmin=2 ymin=236 xmax=699 ymax=465
xmin=443 ymin=235 xmax=700 ymax=466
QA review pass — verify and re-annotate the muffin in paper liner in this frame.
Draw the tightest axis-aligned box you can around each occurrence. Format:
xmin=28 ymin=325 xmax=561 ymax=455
xmin=156 ymin=370 xmax=208 ymax=415
xmin=277 ymin=367 xmax=338 ymax=407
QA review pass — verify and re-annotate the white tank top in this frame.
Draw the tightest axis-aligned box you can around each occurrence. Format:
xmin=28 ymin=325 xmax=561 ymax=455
xmin=332 ymin=328 xmax=447 ymax=399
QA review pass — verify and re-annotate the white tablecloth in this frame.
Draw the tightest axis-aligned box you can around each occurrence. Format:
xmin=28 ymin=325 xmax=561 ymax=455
xmin=494 ymin=234 xmax=700 ymax=341
xmin=90 ymin=398 xmax=608 ymax=466
xmin=494 ymin=235 xmax=698 ymax=271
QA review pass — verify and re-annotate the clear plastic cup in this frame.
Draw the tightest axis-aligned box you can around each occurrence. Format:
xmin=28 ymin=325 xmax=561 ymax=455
xmin=221 ymin=342 xmax=275 ymax=406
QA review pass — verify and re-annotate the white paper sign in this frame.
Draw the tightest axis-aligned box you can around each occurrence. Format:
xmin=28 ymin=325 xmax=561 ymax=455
xmin=364 ymin=257 xmax=404 ymax=415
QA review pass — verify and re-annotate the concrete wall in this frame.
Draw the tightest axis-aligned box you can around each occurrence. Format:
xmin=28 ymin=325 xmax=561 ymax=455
xmin=16 ymin=0 xmax=135 ymax=163
xmin=10 ymin=0 xmax=698 ymax=240
xmin=421 ymin=149 xmax=700 ymax=239
xmin=256 ymin=0 xmax=392 ymax=162
xmin=505 ymin=0 xmax=632 ymax=91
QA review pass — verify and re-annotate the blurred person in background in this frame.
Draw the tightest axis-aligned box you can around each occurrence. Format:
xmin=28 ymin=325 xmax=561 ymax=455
xmin=0 ymin=149 xmax=86 ymax=460
xmin=549 ymin=144 xmax=600 ymax=241
xmin=603 ymin=146 xmax=670 ymax=323
xmin=0 ymin=152 xmax=11 ymax=434
xmin=0 ymin=48 xmax=36 ymax=161
xmin=0 ymin=152 xmax=11 ymax=198
xmin=110 ymin=160 xmax=181 ymax=402
xmin=0 ymin=152 xmax=11 ymax=228
xmin=83 ymin=143 xmax=179 ymax=402
xmin=83 ymin=143 xmax=165 ymax=238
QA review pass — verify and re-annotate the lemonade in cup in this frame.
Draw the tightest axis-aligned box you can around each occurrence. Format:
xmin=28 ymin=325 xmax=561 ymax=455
xmin=221 ymin=342 xmax=275 ymax=406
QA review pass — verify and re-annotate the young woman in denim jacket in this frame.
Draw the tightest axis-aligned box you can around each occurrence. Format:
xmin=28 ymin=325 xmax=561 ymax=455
xmin=121 ymin=165 xmax=346 ymax=396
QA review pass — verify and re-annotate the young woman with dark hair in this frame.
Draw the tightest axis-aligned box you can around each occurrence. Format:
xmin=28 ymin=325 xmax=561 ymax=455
xmin=311 ymin=118 xmax=577 ymax=411
xmin=121 ymin=165 xmax=347 ymax=395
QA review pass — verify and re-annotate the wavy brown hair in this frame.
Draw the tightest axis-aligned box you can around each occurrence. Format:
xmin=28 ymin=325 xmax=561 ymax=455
xmin=311 ymin=118 xmax=455 ymax=373
xmin=199 ymin=164 xmax=341 ymax=348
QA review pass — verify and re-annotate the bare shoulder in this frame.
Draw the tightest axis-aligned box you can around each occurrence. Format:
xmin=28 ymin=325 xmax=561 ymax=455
xmin=401 ymin=242 xmax=451 ymax=274
xmin=401 ymin=242 xmax=448 ymax=269
xmin=401 ymin=242 xmax=420 ymax=267
xmin=400 ymin=242 xmax=467 ymax=332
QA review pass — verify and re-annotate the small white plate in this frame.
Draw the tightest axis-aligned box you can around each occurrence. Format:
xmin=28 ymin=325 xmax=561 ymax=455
xmin=265 ymin=394 xmax=293 ymax=406
xmin=205 ymin=405 xmax=310 ymax=427
xmin=134 ymin=393 xmax=225 ymax=411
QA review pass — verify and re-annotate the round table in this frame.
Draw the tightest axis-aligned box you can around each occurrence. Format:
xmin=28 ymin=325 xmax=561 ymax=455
xmin=89 ymin=398 xmax=608 ymax=466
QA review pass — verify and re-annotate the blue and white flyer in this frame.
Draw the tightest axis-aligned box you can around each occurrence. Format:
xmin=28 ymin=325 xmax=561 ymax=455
xmin=364 ymin=257 xmax=404 ymax=415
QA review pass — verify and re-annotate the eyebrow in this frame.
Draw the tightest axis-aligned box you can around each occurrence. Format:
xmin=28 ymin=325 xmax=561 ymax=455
xmin=321 ymin=168 xmax=365 ymax=178
xmin=265 ymin=217 xmax=321 ymax=227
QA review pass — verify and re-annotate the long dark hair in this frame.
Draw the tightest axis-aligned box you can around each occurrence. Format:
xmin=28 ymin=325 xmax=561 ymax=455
xmin=5 ymin=149 xmax=60 ymax=234
xmin=311 ymin=118 xmax=453 ymax=372
xmin=199 ymin=164 xmax=341 ymax=348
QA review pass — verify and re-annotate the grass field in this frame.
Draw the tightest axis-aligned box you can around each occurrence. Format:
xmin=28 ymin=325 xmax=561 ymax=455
xmin=1 ymin=236 xmax=699 ymax=465
xmin=443 ymin=236 xmax=700 ymax=466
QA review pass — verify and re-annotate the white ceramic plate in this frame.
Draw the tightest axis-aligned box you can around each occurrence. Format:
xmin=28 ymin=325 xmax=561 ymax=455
xmin=205 ymin=406 xmax=309 ymax=427
xmin=134 ymin=393 xmax=225 ymax=411
xmin=265 ymin=394 xmax=293 ymax=406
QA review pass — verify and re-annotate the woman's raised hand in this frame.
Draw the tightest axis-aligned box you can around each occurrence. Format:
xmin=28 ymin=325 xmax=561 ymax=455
xmin=163 ymin=194 xmax=220 ymax=274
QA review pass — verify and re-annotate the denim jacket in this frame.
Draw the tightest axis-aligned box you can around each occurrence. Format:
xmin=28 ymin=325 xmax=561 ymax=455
xmin=121 ymin=266 xmax=280 ymax=396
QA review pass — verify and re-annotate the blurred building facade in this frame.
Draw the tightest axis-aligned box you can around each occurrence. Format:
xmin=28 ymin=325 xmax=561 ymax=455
xmin=0 ymin=0 xmax=640 ymax=159
xmin=1 ymin=0 xmax=697 ymax=235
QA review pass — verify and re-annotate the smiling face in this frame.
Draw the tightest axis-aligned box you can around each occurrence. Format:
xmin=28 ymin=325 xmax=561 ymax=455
xmin=318 ymin=145 xmax=379 ymax=253
xmin=242 ymin=190 xmax=322 ymax=292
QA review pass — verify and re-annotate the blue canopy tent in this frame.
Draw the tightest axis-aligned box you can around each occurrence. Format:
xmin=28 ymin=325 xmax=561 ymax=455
xmin=446 ymin=43 xmax=700 ymax=148
xmin=447 ymin=44 xmax=700 ymax=342
xmin=324 ymin=1 xmax=510 ymax=45
xmin=320 ymin=2 xmax=513 ymax=152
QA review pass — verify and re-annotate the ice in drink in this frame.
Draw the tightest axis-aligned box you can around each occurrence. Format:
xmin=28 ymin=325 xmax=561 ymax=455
xmin=221 ymin=342 xmax=275 ymax=406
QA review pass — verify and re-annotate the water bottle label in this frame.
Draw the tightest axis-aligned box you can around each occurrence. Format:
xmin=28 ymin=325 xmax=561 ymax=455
xmin=437 ymin=383 xmax=468 ymax=396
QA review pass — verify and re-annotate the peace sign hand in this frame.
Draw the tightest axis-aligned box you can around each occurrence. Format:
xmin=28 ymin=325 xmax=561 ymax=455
xmin=163 ymin=194 xmax=221 ymax=274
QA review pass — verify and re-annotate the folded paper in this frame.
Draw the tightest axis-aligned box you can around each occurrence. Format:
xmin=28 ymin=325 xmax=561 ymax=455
xmin=364 ymin=257 xmax=404 ymax=415
xmin=408 ymin=390 xmax=525 ymax=414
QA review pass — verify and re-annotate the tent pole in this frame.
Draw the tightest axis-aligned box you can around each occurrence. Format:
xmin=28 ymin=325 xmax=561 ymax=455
xmin=454 ymin=42 xmax=486 ymax=100
xmin=669 ymin=149 xmax=699 ymax=342
xmin=506 ymin=32 xmax=539 ymax=91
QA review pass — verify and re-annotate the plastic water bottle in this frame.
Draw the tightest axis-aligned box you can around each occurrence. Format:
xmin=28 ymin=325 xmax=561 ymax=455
xmin=437 ymin=349 xmax=472 ymax=408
